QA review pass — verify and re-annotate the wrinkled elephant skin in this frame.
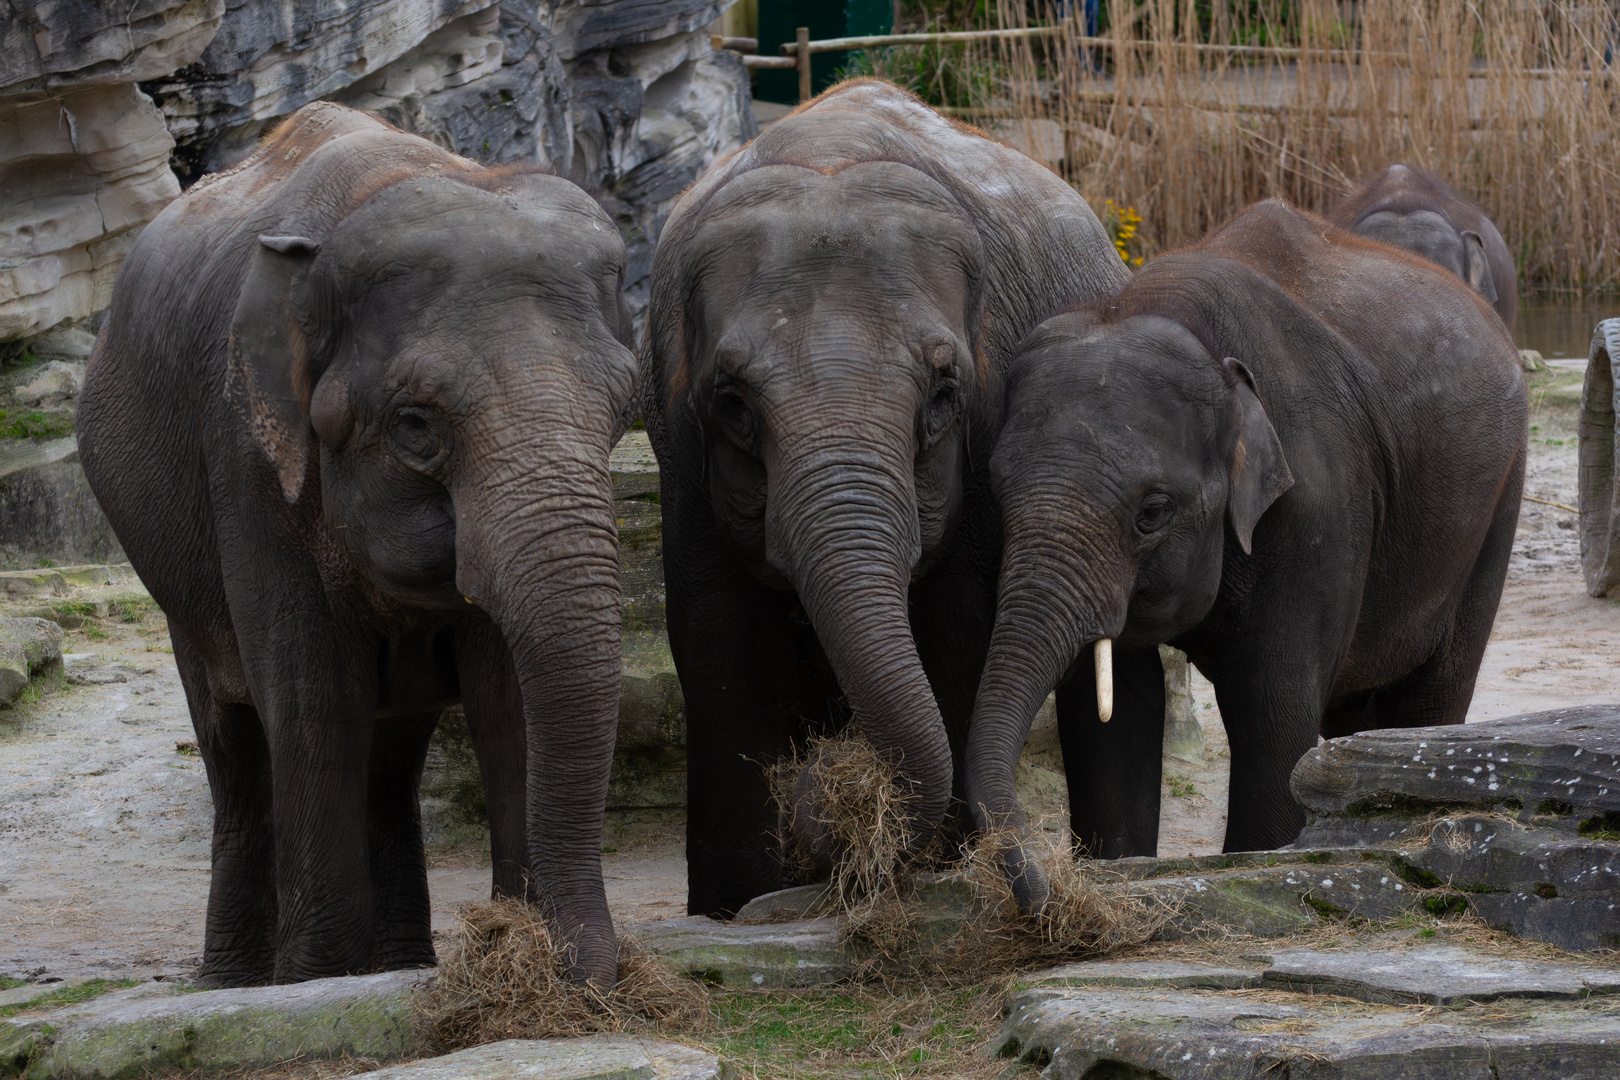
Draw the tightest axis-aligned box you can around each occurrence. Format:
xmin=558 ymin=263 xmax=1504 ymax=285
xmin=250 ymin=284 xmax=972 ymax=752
xmin=641 ymin=80 xmax=1130 ymax=916
xmin=77 ymin=104 xmax=638 ymax=988
xmin=966 ymin=200 xmax=1527 ymax=913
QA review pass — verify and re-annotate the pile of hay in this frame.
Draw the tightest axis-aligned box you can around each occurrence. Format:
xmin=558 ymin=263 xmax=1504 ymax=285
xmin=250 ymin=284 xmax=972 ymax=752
xmin=774 ymin=729 xmax=1166 ymax=979
xmin=772 ymin=728 xmax=926 ymax=922
xmin=415 ymin=898 xmax=708 ymax=1052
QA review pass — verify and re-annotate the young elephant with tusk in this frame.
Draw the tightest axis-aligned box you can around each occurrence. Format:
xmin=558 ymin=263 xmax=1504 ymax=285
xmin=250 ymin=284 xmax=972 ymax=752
xmin=964 ymin=199 xmax=1527 ymax=916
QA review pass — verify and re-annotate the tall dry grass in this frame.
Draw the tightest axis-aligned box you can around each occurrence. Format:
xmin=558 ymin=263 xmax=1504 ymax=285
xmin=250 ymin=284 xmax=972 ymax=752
xmin=913 ymin=0 xmax=1620 ymax=285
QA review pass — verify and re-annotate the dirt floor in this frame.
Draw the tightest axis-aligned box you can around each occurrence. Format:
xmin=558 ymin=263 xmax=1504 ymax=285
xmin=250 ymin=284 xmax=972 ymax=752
xmin=0 ymin=361 xmax=1615 ymax=986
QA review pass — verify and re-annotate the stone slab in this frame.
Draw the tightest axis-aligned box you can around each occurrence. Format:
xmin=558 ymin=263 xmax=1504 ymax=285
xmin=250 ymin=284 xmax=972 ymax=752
xmin=1292 ymin=705 xmax=1620 ymax=824
xmin=1023 ymin=959 xmax=1263 ymax=990
xmin=362 ymin=1036 xmax=720 ymax=1080
xmin=628 ymin=915 xmax=852 ymax=989
xmin=1257 ymin=944 xmax=1620 ymax=1005
xmin=996 ymin=984 xmax=1620 ymax=1079
xmin=10 ymin=968 xmax=428 ymax=1078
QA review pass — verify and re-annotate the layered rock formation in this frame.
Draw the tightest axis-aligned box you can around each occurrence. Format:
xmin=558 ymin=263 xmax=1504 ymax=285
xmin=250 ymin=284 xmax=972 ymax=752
xmin=2 ymin=0 xmax=755 ymax=349
xmin=1 ymin=0 xmax=222 ymax=342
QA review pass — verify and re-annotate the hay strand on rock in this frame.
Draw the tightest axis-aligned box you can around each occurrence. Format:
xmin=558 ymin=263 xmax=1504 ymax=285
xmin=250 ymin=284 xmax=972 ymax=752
xmin=415 ymin=898 xmax=708 ymax=1052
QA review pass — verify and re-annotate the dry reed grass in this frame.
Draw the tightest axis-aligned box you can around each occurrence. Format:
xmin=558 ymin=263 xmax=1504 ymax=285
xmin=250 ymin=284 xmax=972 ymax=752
xmin=908 ymin=0 xmax=1620 ymax=286
xmin=414 ymin=898 xmax=709 ymax=1052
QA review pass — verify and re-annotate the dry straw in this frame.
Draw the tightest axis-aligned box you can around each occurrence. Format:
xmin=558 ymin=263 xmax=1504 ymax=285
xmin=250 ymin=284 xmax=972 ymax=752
xmin=875 ymin=0 xmax=1620 ymax=286
xmin=774 ymin=729 xmax=1167 ymax=980
xmin=415 ymin=898 xmax=709 ymax=1052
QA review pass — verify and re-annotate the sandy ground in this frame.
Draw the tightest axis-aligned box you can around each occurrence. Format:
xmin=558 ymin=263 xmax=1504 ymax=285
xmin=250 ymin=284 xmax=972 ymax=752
xmin=0 ymin=363 xmax=1614 ymax=984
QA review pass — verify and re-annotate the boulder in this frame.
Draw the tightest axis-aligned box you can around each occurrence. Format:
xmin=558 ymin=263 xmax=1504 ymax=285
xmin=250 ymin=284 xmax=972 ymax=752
xmin=628 ymin=915 xmax=853 ymax=988
xmin=1255 ymin=943 xmax=1620 ymax=1005
xmin=1021 ymin=959 xmax=1264 ymax=990
xmin=1293 ymin=705 xmax=1620 ymax=825
xmin=5 ymin=969 xmax=427 ymax=1078
xmin=995 ymin=978 xmax=1620 ymax=1080
xmin=361 ymin=1036 xmax=722 ymax=1080
xmin=1291 ymin=705 xmax=1620 ymax=950
xmin=0 ymin=439 xmax=125 ymax=566
xmin=1582 ymin=318 xmax=1618 ymax=596
xmin=12 ymin=362 xmax=86 ymax=409
xmin=0 ymin=616 xmax=64 ymax=704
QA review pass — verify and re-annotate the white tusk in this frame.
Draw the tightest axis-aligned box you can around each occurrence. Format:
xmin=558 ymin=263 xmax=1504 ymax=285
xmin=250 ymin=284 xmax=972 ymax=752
xmin=1094 ymin=638 xmax=1114 ymax=722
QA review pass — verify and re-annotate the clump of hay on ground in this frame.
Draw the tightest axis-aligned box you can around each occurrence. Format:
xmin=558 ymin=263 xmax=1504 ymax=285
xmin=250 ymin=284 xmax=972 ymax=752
xmin=770 ymin=728 xmax=924 ymax=922
xmin=772 ymin=730 xmax=1167 ymax=979
xmin=951 ymin=828 xmax=1169 ymax=971
xmin=416 ymin=898 xmax=708 ymax=1052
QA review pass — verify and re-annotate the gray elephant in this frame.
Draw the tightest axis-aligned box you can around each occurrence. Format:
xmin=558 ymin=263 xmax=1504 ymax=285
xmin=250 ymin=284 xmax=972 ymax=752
xmin=77 ymin=104 xmax=637 ymax=987
xmin=641 ymin=79 xmax=1131 ymax=916
xmin=964 ymin=200 xmax=1526 ymax=911
xmin=1329 ymin=164 xmax=1517 ymax=330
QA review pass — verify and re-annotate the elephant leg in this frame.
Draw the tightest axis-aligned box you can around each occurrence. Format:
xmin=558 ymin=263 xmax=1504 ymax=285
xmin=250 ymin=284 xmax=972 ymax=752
xmin=223 ymin=593 xmax=378 ymax=983
xmin=1213 ymin=652 xmax=1330 ymax=854
xmin=1371 ymin=486 xmax=1520 ymax=731
xmin=1057 ymin=643 xmax=1166 ymax=859
xmin=367 ymin=709 xmax=440 ymax=971
xmin=175 ymin=634 xmax=277 ymax=988
xmin=455 ymin=617 xmax=532 ymax=901
xmin=666 ymin=513 xmax=797 ymax=916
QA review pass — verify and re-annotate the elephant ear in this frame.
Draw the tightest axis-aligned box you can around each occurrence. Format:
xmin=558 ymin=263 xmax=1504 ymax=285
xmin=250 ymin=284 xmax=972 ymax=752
xmin=1460 ymin=230 xmax=1498 ymax=304
xmin=226 ymin=235 xmax=322 ymax=503
xmin=1222 ymin=357 xmax=1294 ymax=555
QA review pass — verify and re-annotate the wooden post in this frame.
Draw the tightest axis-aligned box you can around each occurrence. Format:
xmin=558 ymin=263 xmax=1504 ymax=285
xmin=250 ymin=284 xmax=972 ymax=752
xmin=796 ymin=27 xmax=811 ymax=102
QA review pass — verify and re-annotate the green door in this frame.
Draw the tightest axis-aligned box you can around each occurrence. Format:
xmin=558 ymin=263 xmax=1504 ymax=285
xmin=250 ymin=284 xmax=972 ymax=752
xmin=756 ymin=0 xmax=894 ymax=104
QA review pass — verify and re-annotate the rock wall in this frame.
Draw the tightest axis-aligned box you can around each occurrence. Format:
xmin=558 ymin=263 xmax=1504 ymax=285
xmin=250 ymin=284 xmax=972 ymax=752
xmin=1 ymin=0 xmax=755 ymax=348
xmin=0 ymin=0 xmax=222 ymax=343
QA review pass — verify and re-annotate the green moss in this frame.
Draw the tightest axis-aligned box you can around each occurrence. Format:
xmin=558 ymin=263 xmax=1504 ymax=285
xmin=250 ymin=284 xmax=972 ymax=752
xmin=0 ymin=978 xmax=21 ymax=991
xmin=0 ymin=410 xmax=74 ymax=439
xmin=1303 ymin=895 xmax=1349 ymax=918
xmin=1422 ymin=894 xmax=1469 ymax=918
xmin=1301 ymin=852 xmax=1333 ymax=864
xmin=0 ymin=978 xmax=138 ymax=1017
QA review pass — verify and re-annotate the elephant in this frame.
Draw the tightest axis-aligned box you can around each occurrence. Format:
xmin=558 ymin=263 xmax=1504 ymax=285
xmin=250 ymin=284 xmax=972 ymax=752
xmin=1328 ymin=164 xmax=1517 ymax=330
xmin=641 ymin=79 xmax=1131 ymax=917
xmin=963 ymin=200 xmax=1527 ymax=912
xmin=76 ymin=103 xmax=638 ymax=988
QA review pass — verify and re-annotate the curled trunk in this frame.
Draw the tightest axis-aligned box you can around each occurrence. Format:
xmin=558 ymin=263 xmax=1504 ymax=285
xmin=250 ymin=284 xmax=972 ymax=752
xmin=965 ymin=495 xmax=1122 ymax=912
xmin=767 ymin=438 xmax=953 ymax=863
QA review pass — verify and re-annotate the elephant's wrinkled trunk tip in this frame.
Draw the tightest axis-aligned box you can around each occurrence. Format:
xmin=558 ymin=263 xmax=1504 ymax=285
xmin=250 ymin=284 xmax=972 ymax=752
xmin=1094 ymin=638 xmax=1114 ymax=723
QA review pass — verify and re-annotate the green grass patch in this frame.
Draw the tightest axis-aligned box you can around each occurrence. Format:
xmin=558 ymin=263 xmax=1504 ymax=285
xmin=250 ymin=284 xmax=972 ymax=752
xmin=0 ymin=978 xmax=139 ymax=1017
xmin=0 ymin=977 xmax=22 ymax=990
xmin=0 ymin=410 xmax=74 ymax=439
xmin=710 ymin=986 xmax=1001 ymax=1079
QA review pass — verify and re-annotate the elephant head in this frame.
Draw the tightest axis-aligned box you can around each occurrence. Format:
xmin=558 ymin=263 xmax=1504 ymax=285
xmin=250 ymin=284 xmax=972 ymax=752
xmin=965 ymin=312 xmax=1292 ymax=912
xmin=225 ymin=116 xmax=637 ymax=987
xmin=1349 ymin=208 xmax=1497 ymax=304
xmin=668 ymin=151 xmax=989 ymax=861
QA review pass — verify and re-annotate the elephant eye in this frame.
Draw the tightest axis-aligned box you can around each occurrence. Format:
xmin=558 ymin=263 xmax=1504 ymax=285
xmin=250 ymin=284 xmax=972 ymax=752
xmin=1135 ymin=492 xmax=1174 ymax=534
xmin=390 ymin=407 xmax=446 ymax=470
xmin=714 ymin=380 xmax=758 ymax=451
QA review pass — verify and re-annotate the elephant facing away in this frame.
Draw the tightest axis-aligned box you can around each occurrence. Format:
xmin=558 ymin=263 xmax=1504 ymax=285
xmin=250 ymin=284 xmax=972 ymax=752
xmin=77 ymin=103 xmax=638 ymax=988
xmin=1329 ymin=164 xmax=1517 ymax=330
xmin=642 ymin=79 xmax=1130 ymax=917
xmin=965 ymin=200 xmax=1526 ymax=913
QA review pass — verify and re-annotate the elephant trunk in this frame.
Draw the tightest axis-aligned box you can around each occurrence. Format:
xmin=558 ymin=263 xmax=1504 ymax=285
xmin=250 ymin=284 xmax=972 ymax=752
xmin=456 ymin=434 xmax=621 ymax=990
xmin=766 ymin=435 xmax=952 ymax=865
xmin=965 ymin=491 xmax=1122 ymax=912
